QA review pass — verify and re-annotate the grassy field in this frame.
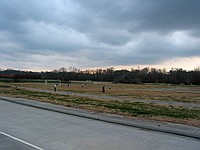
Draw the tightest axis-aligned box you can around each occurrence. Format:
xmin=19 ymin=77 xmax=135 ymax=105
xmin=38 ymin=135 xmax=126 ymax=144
xmin=0 ymin=82 xmax=200 ymax=127
xmin=5 ymin=82 xmax=200 ymax=103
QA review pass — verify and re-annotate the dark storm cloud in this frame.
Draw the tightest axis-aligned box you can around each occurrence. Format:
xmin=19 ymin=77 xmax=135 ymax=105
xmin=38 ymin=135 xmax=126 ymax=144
xmin=74 ymin=0 xmax=200 ymax=32
xmin=0 ymin=0 xmax=200 ymax=70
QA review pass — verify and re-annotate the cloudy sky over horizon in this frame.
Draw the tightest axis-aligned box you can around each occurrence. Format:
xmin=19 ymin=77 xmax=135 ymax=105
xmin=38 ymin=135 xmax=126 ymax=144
xmin=0 ymin=0 xmax=200 ymax=71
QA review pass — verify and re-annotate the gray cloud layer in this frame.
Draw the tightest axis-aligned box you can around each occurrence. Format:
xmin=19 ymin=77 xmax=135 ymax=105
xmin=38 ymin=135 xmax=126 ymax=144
xmin=0 ymin=0 xmax=200 ymax=70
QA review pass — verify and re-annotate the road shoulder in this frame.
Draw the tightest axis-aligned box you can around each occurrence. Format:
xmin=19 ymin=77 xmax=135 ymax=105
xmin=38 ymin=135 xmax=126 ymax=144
xmin=0 ymin=96 xmax=200 ymax=139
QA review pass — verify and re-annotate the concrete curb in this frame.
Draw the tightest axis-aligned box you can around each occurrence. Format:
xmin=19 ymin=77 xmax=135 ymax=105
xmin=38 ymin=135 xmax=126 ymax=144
xmin=0 ymin=96 xmax=200 ymax=139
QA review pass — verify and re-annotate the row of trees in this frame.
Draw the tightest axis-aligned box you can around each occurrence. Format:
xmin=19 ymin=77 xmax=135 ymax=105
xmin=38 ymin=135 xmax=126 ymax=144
xmin=41 ymin=67 xmax=200 ymax=85
xmin=1 ymin=67 xmax=200 ymax=85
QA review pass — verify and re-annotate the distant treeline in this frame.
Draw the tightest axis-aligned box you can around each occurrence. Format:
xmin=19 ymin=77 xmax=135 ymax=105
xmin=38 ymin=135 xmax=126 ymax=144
xmin=0 ymin=67 xmax=200 ymax=85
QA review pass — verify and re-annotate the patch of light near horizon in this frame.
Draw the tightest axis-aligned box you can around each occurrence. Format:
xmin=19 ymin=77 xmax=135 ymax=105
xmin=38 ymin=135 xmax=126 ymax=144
xmin=112 ymin=56 xmax=200 ymax=71
xmin=1 ymin=56 xmax=199 ymax=72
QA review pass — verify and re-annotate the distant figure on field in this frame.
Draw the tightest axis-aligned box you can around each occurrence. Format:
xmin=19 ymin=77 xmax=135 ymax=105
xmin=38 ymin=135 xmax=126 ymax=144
xmin=102 ymin=86 xmax=105 ymax=93
xmin=81 ymin=84 xmax=84 ymax=88
xmin=108 ymin=85 xmax=111 ymax=89
xmin=54 ymin=84 xmax=57 ymax=92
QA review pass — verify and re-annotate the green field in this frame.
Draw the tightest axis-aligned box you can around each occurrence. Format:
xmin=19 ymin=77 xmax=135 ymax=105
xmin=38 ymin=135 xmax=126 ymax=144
xmin=5 ymin=81 xmax=200 ymax=103
xmin=0 ymin=82 xmax=199 ymax=127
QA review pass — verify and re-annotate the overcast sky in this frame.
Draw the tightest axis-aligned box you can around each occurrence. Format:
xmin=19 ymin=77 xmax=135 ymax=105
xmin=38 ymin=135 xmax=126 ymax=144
xmin=0 ymin=0 xmax=200 ymax=71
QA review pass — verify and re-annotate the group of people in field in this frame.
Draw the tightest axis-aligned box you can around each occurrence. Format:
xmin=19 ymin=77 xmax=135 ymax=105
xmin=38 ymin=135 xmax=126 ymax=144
xmin=53 ymin=83 xmax=111 ymax=93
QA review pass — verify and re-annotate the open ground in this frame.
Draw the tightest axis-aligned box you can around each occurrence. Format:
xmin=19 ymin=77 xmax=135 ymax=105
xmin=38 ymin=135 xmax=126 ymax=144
xmin=0 ymin=82 xmax=199 ymax=127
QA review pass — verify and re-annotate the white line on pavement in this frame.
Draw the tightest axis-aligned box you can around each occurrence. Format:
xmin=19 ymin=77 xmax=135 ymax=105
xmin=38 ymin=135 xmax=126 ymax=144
xmin=0 ymin=131 xmax=44 ymax=150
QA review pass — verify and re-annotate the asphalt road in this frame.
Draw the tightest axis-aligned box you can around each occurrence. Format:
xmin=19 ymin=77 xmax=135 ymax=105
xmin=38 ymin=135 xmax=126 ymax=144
xmin=0 ymin=132 xmax=38 ymax=150
xmin=0 ymin=99 xmax=199 ymax=150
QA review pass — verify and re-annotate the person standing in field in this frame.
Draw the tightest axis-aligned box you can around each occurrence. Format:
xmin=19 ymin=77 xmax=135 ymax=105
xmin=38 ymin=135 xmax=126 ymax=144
xmin=102 ymin=86 xmax=105 ymax=93
xmin=54 ymin=84 xmax=57 ymax=92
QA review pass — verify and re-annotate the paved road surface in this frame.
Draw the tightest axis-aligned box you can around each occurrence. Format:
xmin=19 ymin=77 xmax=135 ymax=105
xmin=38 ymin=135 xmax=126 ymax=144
xmin=0 ymin=132 xmax=38 ymax=150
xmin=0 ymin=99 xmax=199 ymax=150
